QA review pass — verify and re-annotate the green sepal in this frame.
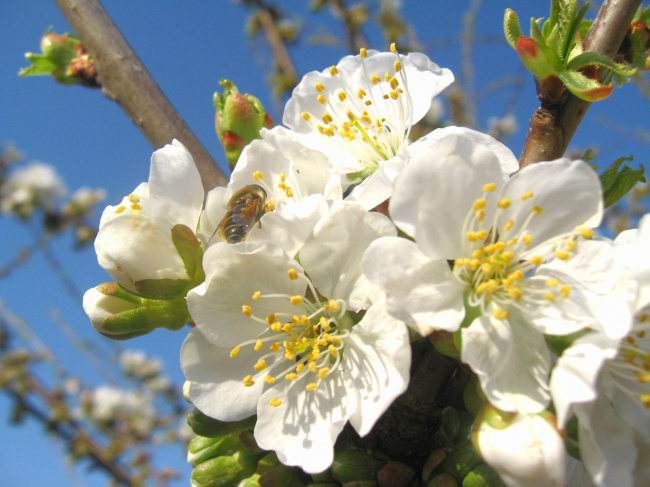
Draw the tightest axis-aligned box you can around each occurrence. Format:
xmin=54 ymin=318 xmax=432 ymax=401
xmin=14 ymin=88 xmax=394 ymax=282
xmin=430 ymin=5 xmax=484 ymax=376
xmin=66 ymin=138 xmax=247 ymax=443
xmin=463 ymin=375 xmax=485 ymax=415
xmin=562 ymin=3 xmax=589 ymax=61
xmin=187 ymin=409 xmax=256 ymax=438
xmin=545 ymin=328 xmax=590 ymax=356
xmin=461 ymin=464 xmax=504 ymax=487
xmin=133 ymin=277 xmax=194 ymax=301
xmin=556 ymin=69 xmax=614 ymax=101
xmin=95 ymin=282 xmax=190 ymax=340
xmin=599 ymin=155 xmax=645 ymax=208
xmin=190 ymin=450 xmax=263 ymax=487
xmin=172 ymin=223 xmax=205 ymax=284
xmin=440 ymin=440 xmax=483 ymax=480
xmin=503 ymin=9 xmax=523 ymax=49
xmin=188 ymin=434 xmax=242 ymax=467
xmin=565 ymin=51 xmax=636 ymax=78
xmin=19 ymin=54 xmax=57 ymax=76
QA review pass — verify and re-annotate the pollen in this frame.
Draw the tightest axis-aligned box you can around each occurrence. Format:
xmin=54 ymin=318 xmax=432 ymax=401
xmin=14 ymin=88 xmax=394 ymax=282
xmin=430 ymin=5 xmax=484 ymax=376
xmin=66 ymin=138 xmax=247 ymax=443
xmin=338 ymin=91 xmax=347 ymax=102
xmin=242 ymin=305 xmax=252 ymax=316
xmin=269 ymin=398 xmax=282 ymax=407
xmin=306 ymin=383 xmax=319 ymax=391
xmin=577 ymin=227 xmax=593 ymax=239
xmin=357 ymin=88 xmax=367 ymax=98
xmin=301 ymin=112 xmax=311 ymax=121
xmin=493 ymin=307 xmax=508 ymax=320
xmin=254 ymin=340 xmax=263 ymax=352
xmin=530 ymin=255 xmax=543 ymax=266
xmin=264 ymin=376 xmax=276 ymax=384
xmin=317 ymin=95 xmax=326 ymax=104
xmin=483 ymin=183 xmax=497 ymax=192
xmin=285 ymin=372 xmax=299 ymax=381
xmin=360 ymin=47 xmax=367 ymax=57
xmin=543 ymin=292 xmax=557 ymax=303
xmin=322 ymin=113 xmax=333 ymax=124
xmin=530 ymin=206 xmax=543 ymax=215
xmin=394 ymin=60 xmax=402 ymax=72
xmin=330 ymin=66 xmax=339 ymax=76
xmin=521 ymin=191 xmax=534 ymax=200
xmin=555 ymin=250 xmax=570 ymax=260
xmin=254 ymin=360 xmax=267 ymax=371
xmin=290 ymin=295 xmax=303 ymax=305
xmin=473 ymin=198 xmax=486 ymax=210
xmin=545 ymin=279 xmax=559 ymax=287
xmin=128 ymin=194 xmax=140 ymax=203
xmin=641 ymin=393 xmax=650 ymax=408
xmin=498 ymin=198 xmax=511 ymax=209
xmin=243 ymin=375 xmax=254 ymax=387
xmin=315 ymin=82 xmax=325 ymax=92
xmin=115 ymin=205 xmax=126 ymax=214
xmin=523 ymin=235 xmax=532 ymax=246
xmin=230 ymin=347 xmax=240 ymax=358
xmin=371 ymin=74 xmax=381 ymax=84
xmin=288 ymin=269 xmax=298 ymax=280
xmin=560 ymin=285 xmax=571 ymax=299
xmin=252 ymin=291 xmax=261 ymax=300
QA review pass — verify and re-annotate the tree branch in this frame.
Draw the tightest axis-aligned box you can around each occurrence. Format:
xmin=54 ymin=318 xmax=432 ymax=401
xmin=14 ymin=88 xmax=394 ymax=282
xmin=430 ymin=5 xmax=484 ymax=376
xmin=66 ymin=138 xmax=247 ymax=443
xmin=519 ymin=0 xmax=642 ymax=168
xmin=53 ymin=0 xmax=228 ymax=191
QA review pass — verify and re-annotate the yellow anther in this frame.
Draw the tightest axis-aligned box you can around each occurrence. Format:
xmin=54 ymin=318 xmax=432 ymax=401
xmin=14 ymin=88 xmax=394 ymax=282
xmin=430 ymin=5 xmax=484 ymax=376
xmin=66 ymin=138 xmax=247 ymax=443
xmin=384 ymin=71 xmax=391 ymax=82
xmin=128 ymin=194 xmax=140 ymax=203
xmin=560 ymin=285 xmax=571 ymax=299
xmin=357 ymin=88 xmax=367 ymax=98
xmin=266 ymin=313 xmax=277 ymax=324
xmin=315 ymin=82 xmax=326 ymax=92
xmin=498 ymin=198 xmax=511 ymax=209
xmin=508 ymin=286 xmax=523 ymax=301
xmin=309 ymin=361 xmax=318 ymax=372
xmin=390 ymin=42 xmax=397 ymax=53
xmin=389 ymin=90 xmax=399 ymax=100
xmin=320 ymin=317 xmax=331 ymax=330
xmin=269 ymin=398 xmax=282 ymax=407
xmin=252 ymin=291 xmax=261 ymax=301
xmin=338 ymin=91 xmax=347 ymax=102
xmin=270 ymin=343 xmax=280 ymax=352
xmin=114 ymin=205 xmax=126 ymax=214
xmin=641 ymin=393 xmax=650 ymax=408
xmin=506 ymin=238 xmax=517 ymax=247
xmin=296 ymin=363 xmax=305 ymax=373
xmin=389 ymin=77 xmax=399 ymax=89
xmin=282 ymin=323 xmax=293 ymax=334
xmin=483 ymin=183 xmax=497 ymax=192
xmin=493 ymin=308 xmax=509 ymax=320
xmin=288 ymin=269 xmax=298 ymax=280
xmin=521 ymin=191 xmax=534 ymax=200
xmin=323 ymin=127 xmax=335 ymax=136
xmin=285 ymin=373 xmax=299 ymax=381
xmin=290 ymin=295 xmax=303 ymax=305
xmin=328 ymin=344 xmax=339 ymax=357
xmin=543 ymin=291 xmax=557 ymax=302
xmin=545 ymin=279 xmax=559 ymax=287
xmin=265 ymin=200 xmax=276 ymax=211
xmin=360 ymin=47 xmax=367 ymax=57
xmin=306 ymin=383 xmax=319 ymax=391
xmin=243 ymin=374 xmax=253 ymax=384
xmin=394 ymin=60 xmax=402 ymax=72
xmin=301 ymin=112 xmax=311 ymax=121
xmin=130 ymin=203 xmax=142 ymax=211
xmin=473 ymin=198 xmax=486 ymax=210
xmin=503 ymin=220 xmax=514 ymax=231
xmin=365 ymin=100 xmax=373 ymax=106
xmin=502 ymin=251 xmax=514 ymax=263
xmin=556 ymin=250 xmax=570 ymax=260
xmin=330 ymin=66 xmax=339 ymax=76
xmin=229 ymin=347 xmax=240 ymax=358
xmin=371 ymin=74 xmax=381 ymax=84
xmin=577 ymin=227 xmax=593 ymax=239
xmin=635 ymin=371 xmax=650 ymax=384
xmin=286 ymin=187 xmax=294 ymax=198
xmin=318 ymin=368 xmax=330 ymax=379
xmin=277 ymin=182 xmax=287 ymax=191
xmin=523 ymin=234 xmax=532 ymax=246
xmin=531 ymin=206 xmax=543 ymax=215
xmin=242 ymin=305 xmax=252 ymax=316
xmin=252 ymin=340 xmax=263 ymax=352
xmin=284 ymin=351 xmax=296 ymax=360
xmin=530 ymin=255 xmax=543 ymax=266
xmin=271 ymin=322 xmax=282 ymax=332
xmin=264 ymin=376 xmax=276 ymax=384
xmin=322 ymin=113 xmax=333 ymax=124
xmin=472 ymin=248 xmax=484 ymax=259
xmin=317 ymin=95 xmax=326 ymax=104
xmin=383 ymin=94 xmax=389 ymax=99
xmin=254 ymin=360 xmax=267 ymax=371
xmin=566 ymin=239 xmax=576 ymax=252
xmin=327 ymin=335 xmax=342 ymax=344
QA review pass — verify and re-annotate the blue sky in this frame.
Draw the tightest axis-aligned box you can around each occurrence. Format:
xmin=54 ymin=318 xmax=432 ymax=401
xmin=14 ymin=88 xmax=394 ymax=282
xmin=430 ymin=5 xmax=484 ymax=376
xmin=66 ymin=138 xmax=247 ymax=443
xmin=1 ymin=1 xmax=648 ymax=485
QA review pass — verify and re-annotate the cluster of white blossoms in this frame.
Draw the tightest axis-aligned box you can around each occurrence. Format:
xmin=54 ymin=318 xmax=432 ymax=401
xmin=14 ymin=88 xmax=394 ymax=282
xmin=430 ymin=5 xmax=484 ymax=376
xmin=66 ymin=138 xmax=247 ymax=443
xmin=84 ymin=45 xmax=650 ymax=485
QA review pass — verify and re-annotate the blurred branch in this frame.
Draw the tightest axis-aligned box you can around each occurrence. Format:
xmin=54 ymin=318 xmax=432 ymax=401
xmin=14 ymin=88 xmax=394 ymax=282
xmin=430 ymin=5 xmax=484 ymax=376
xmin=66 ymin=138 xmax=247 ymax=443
xmin=519 ymin=0 xmax=642 ymax=168
xmin=53 ymin=0 xmax=228 ymax=192
xmin=330 ymin=0 xmax=368 ymax=53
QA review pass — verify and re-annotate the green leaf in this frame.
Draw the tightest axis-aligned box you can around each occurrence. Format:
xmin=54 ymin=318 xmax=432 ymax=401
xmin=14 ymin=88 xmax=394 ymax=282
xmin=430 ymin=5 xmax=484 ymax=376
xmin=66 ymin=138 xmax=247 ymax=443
xmin=530 ymin=17 xmax=546 ymax=45
xmin=546 ymin=0 xmax=561 ymax=37
xmin=640 ymin=6 xmax=650 ymax=25
xmin=504 ymin=9 xmax=523 ymax=49
xmin=562 ymin=2 xmax=589 ymax=60
xmin=171 ymin=223 xmax=205 ymax=283
xmin=566 ymin=51 xmax=635 ymax=75
xmin=599 ymin=156 xmax=645 ymax=208
xmin=18 ymin=54 xmax=57 ymax=76
xmin=557 ymin=69 xmax=613 ymax=101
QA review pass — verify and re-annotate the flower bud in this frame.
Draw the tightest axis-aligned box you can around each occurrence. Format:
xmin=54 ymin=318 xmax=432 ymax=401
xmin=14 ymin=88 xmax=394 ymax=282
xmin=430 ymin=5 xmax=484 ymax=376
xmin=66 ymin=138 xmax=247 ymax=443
xmin=214 ymin=79 xmax=273 ymax=170
xmin=187 ymin=434 xmax=241 ymax=467
xmin=422 ymin=448 xmax=451 ymax=483
xmin=330 ymin=450 xmax=379 ymax=483
xmin=461 ymin=464 xmax=504 ymax=487
xmin=440 ymin=440 xmax=482 ymax=480
xmin=471 ymin=404 xmax=565 ymax=487
xmin=186 ymin=408 xmax=256 ymax=438
xmin=190 ymin=450 xmax=261 ymax=487
xmin=83 ymin=283 xmax=189 ymax=340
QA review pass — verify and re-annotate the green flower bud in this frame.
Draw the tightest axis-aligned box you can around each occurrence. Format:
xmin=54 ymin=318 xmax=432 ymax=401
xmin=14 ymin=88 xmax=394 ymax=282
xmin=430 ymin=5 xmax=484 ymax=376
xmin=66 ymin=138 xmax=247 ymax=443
xmin=377 ymin=460 xmax=415 ymax=487
xmin=187 ymin=408 xmax=256 ymax=438
xmin=427 ymin=473 xmax=458 ymax=487
xmin=187 ymin=434 xmax=242 ymax=467
xmin=422 ymin=448 xmax=450 ymax=483
xmin=40 ymin=33 xmax=79 ymax=66
xmin=214 ymin=79 xmax=273 ymax=171
xmin=461 ymin=464 xmax=504 ymax=487
xmin=440 ymin=440 xmax=483 ymax=480
xmin=83 ymin=282 xmax=190 ymax=340
xmin=190 ymin=450 xmax=262 ymax=487
xmin=330 ymin=450 xmax=379 ymax=483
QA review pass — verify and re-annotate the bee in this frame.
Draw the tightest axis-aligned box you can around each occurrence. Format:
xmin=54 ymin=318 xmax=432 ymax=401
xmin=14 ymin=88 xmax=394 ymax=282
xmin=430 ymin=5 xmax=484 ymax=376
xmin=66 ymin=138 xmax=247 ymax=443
xmin=214 ymin=184 xmax=267 ymax=244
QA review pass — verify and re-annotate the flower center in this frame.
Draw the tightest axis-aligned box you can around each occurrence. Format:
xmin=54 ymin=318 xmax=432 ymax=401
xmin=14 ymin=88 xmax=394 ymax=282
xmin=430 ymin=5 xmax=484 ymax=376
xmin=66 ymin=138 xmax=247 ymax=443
xmin=230 ymin=267 xmax=351 ymax=408
xmin=452 ymin=183 xmax=589 ymax=320
xmin=251 ymin=169 xmax=296 ymax=210
xmin=299 ymin=44 xmax=413 ymax=175
xmin=606 ymin=309 xmax=650 ymax=409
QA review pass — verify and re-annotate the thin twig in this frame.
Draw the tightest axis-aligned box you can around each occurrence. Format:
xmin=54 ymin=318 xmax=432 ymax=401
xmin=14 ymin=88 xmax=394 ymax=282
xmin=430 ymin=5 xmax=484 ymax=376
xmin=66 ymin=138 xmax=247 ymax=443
xmin=519 ymin=0 xmax=642 ymax=168
xmin=53 ymin=0 xmax=227 ymax=192
xmin=331 ymin=0 xmax=368 ymax=54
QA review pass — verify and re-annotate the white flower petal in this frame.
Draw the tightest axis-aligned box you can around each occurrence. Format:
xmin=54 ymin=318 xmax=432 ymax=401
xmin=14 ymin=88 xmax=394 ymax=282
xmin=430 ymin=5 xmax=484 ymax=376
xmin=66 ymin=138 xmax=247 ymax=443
xmin=181 ymin=328 xmax=264 ymax=421
xmin=462 ymin=313 xmax=550 ymax=413
xmin=363 ymin=237 xmax=465 ymax=335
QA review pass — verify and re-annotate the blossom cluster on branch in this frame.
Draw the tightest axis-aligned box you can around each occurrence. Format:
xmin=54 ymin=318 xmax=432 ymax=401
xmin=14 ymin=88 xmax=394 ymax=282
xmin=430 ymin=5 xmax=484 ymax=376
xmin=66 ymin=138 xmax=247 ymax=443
xmin=83 ymin=45 xmax=650 ymax=487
